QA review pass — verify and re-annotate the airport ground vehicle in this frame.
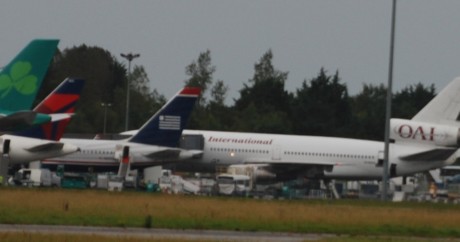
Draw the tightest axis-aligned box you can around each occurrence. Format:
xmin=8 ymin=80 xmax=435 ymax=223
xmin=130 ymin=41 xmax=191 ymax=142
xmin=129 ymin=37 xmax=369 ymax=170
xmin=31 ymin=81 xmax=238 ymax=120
xmin=13 ymin=168 xmax=52 ymax=187
xmin=216 ymin=174 xmax=250 ymax=196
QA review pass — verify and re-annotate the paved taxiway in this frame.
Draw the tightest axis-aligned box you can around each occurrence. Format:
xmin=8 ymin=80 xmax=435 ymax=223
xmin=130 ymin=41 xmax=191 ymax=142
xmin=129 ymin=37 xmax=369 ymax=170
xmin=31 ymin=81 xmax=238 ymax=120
xmin=0 ymin=224 xmax=332 ymax=241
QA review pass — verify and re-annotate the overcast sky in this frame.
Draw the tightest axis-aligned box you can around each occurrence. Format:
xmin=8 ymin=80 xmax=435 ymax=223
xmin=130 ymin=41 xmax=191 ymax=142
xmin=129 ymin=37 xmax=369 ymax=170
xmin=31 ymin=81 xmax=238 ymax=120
xmin=1 ymin=1 xmax=460 ymax=104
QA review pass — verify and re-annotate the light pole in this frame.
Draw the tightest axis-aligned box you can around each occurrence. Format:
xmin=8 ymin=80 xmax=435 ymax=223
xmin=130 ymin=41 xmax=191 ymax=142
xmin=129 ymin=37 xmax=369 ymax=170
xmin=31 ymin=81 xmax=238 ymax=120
xmin=101 ymin=102 xmax=112 ymax=135
xmin=383 ymin=0 xmax=397 ymax=201
xmin=120 ymin=52 xmax=140 ymax=131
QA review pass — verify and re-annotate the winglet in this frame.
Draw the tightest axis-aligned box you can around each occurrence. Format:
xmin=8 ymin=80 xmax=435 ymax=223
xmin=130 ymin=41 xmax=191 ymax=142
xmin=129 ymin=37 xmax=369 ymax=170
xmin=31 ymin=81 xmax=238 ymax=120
xmin=128 ymin=86 xmax=201 ymax=147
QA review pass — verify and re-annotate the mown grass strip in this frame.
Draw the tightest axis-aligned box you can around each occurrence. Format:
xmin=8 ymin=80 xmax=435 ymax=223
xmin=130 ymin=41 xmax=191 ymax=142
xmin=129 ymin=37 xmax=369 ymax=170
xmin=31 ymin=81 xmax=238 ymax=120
xmin=1 ymin=187 xmax=460 ymax=237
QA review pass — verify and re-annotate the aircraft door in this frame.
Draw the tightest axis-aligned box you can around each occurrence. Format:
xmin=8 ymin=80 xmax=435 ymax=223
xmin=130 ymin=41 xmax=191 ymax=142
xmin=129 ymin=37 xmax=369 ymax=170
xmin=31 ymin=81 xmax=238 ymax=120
xmin=271 ymin=145 xmax=281 ymax=160
xmin=376 ymin=150 xmax=385 ymax=167
xmin=2 ymin=139 xmax=10 ymax=154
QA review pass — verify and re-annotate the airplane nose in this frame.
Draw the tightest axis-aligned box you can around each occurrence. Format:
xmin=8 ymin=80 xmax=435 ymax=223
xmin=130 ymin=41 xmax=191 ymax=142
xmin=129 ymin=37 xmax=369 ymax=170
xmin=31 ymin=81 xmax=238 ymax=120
xmin=62 ymin=143 xmax=80 ymax=155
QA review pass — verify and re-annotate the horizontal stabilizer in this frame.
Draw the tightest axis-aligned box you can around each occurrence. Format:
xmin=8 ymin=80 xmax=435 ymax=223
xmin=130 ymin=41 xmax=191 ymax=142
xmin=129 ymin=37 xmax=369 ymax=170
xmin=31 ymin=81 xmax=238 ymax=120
xmin=400 ymin=148 xmax=457 ymax=161
xmin=25 ymin=142 xmax=64 ymax=152
xmin=49 ymin=113 xmax=73 ymax=122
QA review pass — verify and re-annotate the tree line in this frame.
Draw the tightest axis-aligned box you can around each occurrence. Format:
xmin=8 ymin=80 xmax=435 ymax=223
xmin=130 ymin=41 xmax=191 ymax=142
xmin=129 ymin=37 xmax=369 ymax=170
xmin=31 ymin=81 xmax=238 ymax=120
xmin=37 ymin=45 xmax=436 ymax=141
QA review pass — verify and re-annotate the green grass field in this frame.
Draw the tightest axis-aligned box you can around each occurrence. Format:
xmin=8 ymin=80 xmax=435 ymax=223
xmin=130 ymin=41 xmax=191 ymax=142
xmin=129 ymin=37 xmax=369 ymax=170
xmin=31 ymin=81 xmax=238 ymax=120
xmin=1 ymin=187 xmax=460 ymax=240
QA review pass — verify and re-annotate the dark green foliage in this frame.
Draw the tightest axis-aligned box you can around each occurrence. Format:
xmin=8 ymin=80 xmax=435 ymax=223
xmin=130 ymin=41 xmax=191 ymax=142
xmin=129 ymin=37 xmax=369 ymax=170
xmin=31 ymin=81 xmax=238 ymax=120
xmin=292 ymin=68 xmax=350 ymax=137
xmin=393 ymin=83 xmax=436 ymax=119
xmin=36 ymin=45 xmax=439 ymax=139
xmin=184 ymin=50 xmax=232 ymax=131
xmin=184 ymin=49 xmax=214 ymax=105
xmin=233 ymin=50 xmax=293 ymax=134
xmin=349 ymin=84 xmax=387 ymax=140
xmin=348 ymin=83 xmax=436 ymax=140
xmin=37 ymin=45 xmax=164 ymax=133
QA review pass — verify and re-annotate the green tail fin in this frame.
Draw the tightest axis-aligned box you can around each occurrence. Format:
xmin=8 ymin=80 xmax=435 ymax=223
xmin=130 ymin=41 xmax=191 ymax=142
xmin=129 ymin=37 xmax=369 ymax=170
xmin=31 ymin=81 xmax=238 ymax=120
xmin=0 ymin=39 xmax=59 ymax=111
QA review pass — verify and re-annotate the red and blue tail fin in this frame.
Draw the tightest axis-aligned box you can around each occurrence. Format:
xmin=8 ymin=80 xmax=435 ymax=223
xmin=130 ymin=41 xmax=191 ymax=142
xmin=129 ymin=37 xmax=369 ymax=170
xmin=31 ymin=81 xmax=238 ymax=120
xmin=128 ymin=87 xmax=201 ymax=147
xmin=15 ymin=78 xmax=85 ymax=140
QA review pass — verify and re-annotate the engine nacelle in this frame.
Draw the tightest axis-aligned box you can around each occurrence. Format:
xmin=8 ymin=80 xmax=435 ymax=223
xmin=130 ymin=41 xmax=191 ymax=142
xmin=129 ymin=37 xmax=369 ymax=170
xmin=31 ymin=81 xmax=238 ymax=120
xmin=391 ymin=118 xmax=460 ymax=147
xmin=226 ymin=164 xmax=276 ymax=181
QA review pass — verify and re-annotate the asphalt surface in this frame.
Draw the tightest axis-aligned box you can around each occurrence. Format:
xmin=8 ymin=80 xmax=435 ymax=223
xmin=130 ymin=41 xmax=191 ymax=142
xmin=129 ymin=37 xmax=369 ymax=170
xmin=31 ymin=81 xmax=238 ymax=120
xmin=0 ymin=224 xmax=333 ymax=241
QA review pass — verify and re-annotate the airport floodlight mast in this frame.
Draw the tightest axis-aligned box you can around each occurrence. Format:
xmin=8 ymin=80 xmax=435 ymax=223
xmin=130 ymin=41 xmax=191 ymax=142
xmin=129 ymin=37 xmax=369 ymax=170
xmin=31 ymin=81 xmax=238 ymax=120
xmin=101 ymin=102 xmax=112 ymax=135
xmin=120 ymin=52 xmax=140 ymax=131
xmin=383 ymin=0 xmax=397 ymax=201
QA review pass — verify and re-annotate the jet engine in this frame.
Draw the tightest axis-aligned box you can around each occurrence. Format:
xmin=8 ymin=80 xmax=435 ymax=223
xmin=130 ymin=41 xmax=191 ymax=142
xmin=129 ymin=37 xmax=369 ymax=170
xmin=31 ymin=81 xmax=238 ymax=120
xmin=226 ymin=164 xmax=276 ymax=181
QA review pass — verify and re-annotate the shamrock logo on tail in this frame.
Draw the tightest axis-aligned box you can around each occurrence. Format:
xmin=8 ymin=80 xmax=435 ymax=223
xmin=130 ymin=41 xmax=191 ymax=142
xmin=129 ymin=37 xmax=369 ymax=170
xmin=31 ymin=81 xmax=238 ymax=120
xmin=0 ymin=61 xmax=37 ymax=98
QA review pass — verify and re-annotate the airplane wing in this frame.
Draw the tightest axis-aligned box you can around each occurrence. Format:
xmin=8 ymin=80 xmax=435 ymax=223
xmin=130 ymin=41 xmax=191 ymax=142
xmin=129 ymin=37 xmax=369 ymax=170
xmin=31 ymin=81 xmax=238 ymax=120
xmin=244 ymin=158 xmax=340 ymax=167
xmin=399 ymin=148 xmax=457 ymax=161
xmin=243 ymin=159 xmax=338 ymax=176
xmin=229 ymin=159 xmax=339 ymax=179
xmin=141 ymin=148 xmax=203 ymax=160
xmin=25 ymin=142 xmax=65 ymax=152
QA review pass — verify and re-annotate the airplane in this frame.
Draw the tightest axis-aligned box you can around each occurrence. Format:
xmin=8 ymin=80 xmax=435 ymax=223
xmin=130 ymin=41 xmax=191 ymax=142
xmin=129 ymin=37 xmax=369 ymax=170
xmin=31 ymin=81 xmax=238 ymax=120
xmin=122 ymin=77 xmax=460 ymax=181
xmin=0 ymin=39 xmax=66 ymax=131
xmin=37 ymin=87 xmax=201 ymax=172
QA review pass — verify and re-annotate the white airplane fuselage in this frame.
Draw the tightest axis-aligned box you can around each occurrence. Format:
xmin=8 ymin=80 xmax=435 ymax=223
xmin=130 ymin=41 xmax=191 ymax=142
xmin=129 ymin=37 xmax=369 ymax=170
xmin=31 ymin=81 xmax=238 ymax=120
xmin=42 ymin=138 xmax=194 ymax=167
xmin=181 ymin=130 xmax=457 ymax=180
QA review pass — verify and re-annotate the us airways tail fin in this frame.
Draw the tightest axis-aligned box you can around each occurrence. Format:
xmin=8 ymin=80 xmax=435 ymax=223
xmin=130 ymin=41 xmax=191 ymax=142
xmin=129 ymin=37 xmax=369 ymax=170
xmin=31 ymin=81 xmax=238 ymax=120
xmin=411 ymin=77 xmax=460 ymax=125
xmin=128 ymin=87 xmax=201 ymax=147
xmin=0 ymin=39 xmax=59 ymax=111
xmin=15 ymin=78 xmax=85 ymax=141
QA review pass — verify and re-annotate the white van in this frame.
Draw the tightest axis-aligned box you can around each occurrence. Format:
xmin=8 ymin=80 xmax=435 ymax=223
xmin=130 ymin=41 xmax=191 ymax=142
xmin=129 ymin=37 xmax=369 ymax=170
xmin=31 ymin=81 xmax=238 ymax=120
xmin=217 ymin=174 xmax=250 ymax=196
xmin=14 ymin=168 xmax=52 ymax=187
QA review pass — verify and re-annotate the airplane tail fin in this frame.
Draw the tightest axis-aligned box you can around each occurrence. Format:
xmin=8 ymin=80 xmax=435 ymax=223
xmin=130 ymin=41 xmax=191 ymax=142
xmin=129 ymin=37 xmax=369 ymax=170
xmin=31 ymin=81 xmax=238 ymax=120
xmin=0 ymin=39 xmax=59 ymax=111
xmin=128 ymin=87 xmax=201 ymax=147
xmin=15 ymin=78 xmax=85 ymax=141
xmin=411 ymin=77 xmax=460 ymax=126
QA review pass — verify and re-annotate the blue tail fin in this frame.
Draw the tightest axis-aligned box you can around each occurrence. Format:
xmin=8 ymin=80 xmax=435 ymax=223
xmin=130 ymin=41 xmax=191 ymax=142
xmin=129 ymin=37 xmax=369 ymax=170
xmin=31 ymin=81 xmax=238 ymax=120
xmin=128 ymin=87 xmax=201 ymax=147
xmin=15 ymin=78 xmax=85 ymax=140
